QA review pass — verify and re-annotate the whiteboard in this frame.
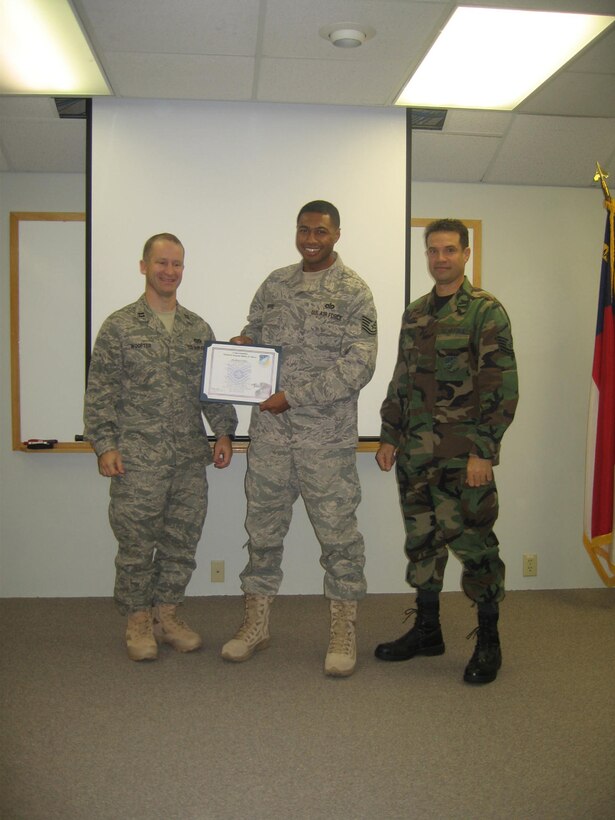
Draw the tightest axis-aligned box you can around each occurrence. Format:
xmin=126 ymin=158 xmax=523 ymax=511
xmin=18 ymin=218 xmax=86 ymax=443
xmin=90 ymin=99 xmax=407 ymax=437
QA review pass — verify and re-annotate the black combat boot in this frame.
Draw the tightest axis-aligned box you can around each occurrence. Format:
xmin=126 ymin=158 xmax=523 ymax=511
xmin=374 ymin=593 xmax=445 ymax=661
xmin=463 ymin=603 xmax=501 ymax=684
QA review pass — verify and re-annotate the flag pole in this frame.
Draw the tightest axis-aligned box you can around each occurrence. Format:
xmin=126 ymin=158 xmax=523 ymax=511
xmin=594 ymin=162 xmax=611 ymax=201
xmin=584 ymin=163 xmax=615 ymax=586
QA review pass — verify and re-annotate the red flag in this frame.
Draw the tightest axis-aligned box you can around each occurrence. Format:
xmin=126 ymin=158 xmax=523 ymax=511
xmin=583 ymin=197 xmax=615 ymax=586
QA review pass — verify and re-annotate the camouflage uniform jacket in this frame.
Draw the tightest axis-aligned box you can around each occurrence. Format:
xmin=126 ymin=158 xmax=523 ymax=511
xmin=380 ymin=276 xmax=518 ymax=469
xmin=243 ymin=254 xmax=378 ymax=448
xmin=84 ymin=295 xmax=238 ymax=468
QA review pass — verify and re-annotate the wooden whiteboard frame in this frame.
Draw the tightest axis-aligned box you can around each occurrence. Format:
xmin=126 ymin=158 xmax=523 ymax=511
xmin=10 ymin=211 xmax=92 ymax=453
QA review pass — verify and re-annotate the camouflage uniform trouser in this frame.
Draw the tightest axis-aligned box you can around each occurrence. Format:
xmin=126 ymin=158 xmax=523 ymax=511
xmin=240 ymin=439 xmax=367 ymax=600
xmin=109 ymin=462 xmax=208 ymax=615
xmin=396 ymin=456 xmax=505 ymax=603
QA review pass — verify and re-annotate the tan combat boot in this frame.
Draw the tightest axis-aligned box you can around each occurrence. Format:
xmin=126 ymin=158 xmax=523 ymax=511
xmin=324 ymin=599 xmax=357 ymax=677
xmin=126 ymin=609 xmax=158 ymax=662
xmin=221 ymin=594 xmax=273 ymax=662
xmin=152 ymin=604 xmax=202 ymax=653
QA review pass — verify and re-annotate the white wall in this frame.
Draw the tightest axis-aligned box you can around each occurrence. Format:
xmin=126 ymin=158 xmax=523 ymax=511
xmin=0 ymin=160 xmax=606 ymax=598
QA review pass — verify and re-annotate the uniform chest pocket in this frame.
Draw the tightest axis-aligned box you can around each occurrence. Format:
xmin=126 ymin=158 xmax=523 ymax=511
xmin=435 ymin=334 xmax=471 ymax=384
xmin=261 ymin=305 xmax=287 ymax=344
xmin=175 ymin=343 xmax=203 ymax=391
xmin=304 ymin=312 xmax=344 ymax=354
xmin=123 ymin=340 xmax=163 ymax=385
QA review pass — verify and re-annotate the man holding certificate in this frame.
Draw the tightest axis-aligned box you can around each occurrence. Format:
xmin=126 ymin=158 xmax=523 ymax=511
xmin=221 ymin=201 xmax=377 ymax=677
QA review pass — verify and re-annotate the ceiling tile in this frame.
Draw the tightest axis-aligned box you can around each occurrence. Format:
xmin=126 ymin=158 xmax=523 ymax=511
xmin=78 ymin=0 xmax=261 ymax=55
xmin=412 ymin=132 xmax=501 ymax=182
xmin=103 ymin=53 xmax=256 ymax=100
xmin=520 ymin=72 xmax=615 ymax=117
xmin=444 ymin=110 xmax=513 ymax=137
xmin=485 ymin=115 xmax=615 ymax=186
xmin=262 ymin=0 xmax=448 ymax=61
xmin=0 ymin=120 xmax=86 ymax=173
xmin=0 ymin=143 xmax=9 ymax=171
xmin=0 ymin=98 xmax=60 ymax=119
xmin=257 ymin=57 xmax=404 ymax=106
xmin=571 ymin=28 xmax=615 ymax=73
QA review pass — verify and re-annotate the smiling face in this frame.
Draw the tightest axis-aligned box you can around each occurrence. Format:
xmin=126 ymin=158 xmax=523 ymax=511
xmin=295 ymin=211 xmax=340 ymax=272
xmin=425 ymin=230 xmax=471 ymax=295
xmin=140 ymin=238 xmax=185 ymax=307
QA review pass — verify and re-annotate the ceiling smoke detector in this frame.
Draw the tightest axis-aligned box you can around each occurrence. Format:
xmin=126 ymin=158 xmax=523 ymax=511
xmin=329 ymin=29 xmax=365 ymax=48
xmin=319 ymin=23 xmax=375 ymax=49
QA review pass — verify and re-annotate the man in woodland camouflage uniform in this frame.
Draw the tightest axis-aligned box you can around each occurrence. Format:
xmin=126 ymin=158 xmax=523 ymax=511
xmin=221 ymin=201 xmax=377 ymax=677
xmin=374 ymin=218 xmax=518 ymax=684
xmin=84 ymin=233 xmax=237 ymax=662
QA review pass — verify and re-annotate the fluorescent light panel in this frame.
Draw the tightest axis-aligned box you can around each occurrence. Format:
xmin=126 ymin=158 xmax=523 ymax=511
xmin=396 ymin=7 xmax=614 ymax=111
xmin=0 ymin=0 xmax=110 ymax=95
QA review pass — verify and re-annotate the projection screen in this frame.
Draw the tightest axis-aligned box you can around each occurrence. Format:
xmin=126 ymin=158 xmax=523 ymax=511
xmin=91 ymin=99 xmax=407 ymax=438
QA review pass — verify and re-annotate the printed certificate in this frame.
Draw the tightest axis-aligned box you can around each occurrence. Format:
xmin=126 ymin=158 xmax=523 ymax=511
xmin=200 ymin=341 xmax=281 ymax=404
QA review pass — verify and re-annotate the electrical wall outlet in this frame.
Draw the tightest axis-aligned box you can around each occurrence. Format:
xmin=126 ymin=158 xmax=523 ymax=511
xmin=523 ymin=553 xmax=538 ymax=577
xmin=211 ymin=560 xmax=225 ymax=582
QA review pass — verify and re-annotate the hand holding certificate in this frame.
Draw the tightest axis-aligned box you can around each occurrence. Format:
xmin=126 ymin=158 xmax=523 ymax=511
xmin=200 ymin=341 xmax=281 ymax=405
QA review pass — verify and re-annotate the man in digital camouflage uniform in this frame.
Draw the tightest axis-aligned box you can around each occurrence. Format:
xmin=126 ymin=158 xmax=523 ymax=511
xmin=374 ymin=218 xmax=518 ymax=684
xmin=221 ymin=201 xmax=377 ymax=677
xmin=84 ymin=233 xmax=237 ymax=662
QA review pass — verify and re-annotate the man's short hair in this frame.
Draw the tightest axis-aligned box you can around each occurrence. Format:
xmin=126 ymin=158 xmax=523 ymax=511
xmin=424 ymin=219 xmax=469 ymax=250
xmin=297 ymin=200 xmax=340 ymax=230
xmin=142 ymin=233 xmax=184 ymax=262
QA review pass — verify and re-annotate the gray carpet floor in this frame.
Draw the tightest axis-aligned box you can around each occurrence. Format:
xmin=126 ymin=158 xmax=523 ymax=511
xmin=1 ymin=590 xmax=614 ymax=819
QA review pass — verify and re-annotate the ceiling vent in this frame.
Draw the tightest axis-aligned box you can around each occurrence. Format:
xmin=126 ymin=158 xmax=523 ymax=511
xmin=54 ymin=98 xmax=88 ymax=119
xmin=410 ymin=108 xmax=447 ymax=131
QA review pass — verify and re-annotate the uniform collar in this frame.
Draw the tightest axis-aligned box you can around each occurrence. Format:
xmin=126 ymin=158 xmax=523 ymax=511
xmin=135 ymin=294 xmax=193 ymax=326
xmin=288 ymin=253 xmax=344 ymax=293
xmin=427 ymin=275 xmax=472 ymax=316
